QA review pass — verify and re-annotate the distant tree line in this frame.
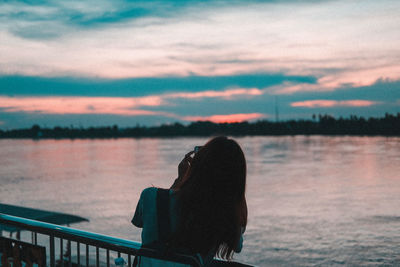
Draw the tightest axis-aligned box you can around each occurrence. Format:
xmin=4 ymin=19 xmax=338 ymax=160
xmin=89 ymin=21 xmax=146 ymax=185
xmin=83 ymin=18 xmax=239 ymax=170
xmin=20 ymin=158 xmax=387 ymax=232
xmin=0 ymin=113 xmax=399 ymax=139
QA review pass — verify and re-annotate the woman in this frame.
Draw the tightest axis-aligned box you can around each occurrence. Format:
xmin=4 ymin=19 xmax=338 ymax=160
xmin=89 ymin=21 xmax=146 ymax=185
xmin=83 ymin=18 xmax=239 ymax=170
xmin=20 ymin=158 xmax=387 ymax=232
xmin=132 ymin=136 xmax=248 ymax=266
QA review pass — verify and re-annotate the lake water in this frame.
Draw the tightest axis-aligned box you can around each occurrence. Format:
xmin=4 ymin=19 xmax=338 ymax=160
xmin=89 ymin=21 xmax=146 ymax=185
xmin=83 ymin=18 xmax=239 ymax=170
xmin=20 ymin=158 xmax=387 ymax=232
xmin=1 ymin=136 xmax=400 ymax=266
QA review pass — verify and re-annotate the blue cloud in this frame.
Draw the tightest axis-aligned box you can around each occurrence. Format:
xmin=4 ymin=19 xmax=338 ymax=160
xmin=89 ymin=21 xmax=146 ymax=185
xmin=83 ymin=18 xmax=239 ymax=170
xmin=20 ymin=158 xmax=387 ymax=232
xmin=70 ymin=7 xmax=150 ymax=26
xmin=0 ymin=74 xmax=316 ymax=97
xmin=2 ymin=1 xmax=161 ymax=39
xmin=2 ymin=0 xmax=332 ymax=40
xmin=2 ymin=1 xmax=205 ymax=39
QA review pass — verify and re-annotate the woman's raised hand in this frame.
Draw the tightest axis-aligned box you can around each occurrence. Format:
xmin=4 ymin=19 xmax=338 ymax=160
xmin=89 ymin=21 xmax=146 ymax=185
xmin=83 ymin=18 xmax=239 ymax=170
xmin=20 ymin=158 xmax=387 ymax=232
xmin=171 ymin=151 xmax=195 ymax=190
xmin=178 ymin=151 xmax=194 ymax=180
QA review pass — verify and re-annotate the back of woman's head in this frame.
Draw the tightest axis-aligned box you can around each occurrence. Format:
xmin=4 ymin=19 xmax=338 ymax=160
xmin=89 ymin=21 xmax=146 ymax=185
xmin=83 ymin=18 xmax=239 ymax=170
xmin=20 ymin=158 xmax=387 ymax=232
xmin=173 ymin=136 xmax=247 ymax=259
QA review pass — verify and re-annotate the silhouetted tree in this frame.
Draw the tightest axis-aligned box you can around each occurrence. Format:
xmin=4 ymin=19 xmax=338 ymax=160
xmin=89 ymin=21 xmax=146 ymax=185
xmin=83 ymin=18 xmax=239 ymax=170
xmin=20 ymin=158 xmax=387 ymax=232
xmin=1 ymin=113 xmax=399 ymax=139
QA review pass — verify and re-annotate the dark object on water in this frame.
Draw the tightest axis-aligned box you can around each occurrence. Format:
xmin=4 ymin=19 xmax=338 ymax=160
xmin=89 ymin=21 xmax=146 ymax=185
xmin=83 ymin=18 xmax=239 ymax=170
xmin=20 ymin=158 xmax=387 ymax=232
xmin=0 ymin=203 xmax=89 ymax=233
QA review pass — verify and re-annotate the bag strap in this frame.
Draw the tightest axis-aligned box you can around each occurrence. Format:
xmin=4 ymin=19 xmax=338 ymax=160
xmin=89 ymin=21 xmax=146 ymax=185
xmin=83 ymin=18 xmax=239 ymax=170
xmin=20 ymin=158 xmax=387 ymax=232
xmin=156 ymin=188 xmax=171 ymax=243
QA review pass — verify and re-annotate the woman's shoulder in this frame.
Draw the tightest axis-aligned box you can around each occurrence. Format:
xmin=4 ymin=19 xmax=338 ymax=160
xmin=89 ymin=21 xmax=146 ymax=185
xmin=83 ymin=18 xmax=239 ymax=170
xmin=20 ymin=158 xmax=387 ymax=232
xmin=140 ymin=187 xmax=158 ymax=200
xmin=141 ymin=186 xmax=157 ymax=194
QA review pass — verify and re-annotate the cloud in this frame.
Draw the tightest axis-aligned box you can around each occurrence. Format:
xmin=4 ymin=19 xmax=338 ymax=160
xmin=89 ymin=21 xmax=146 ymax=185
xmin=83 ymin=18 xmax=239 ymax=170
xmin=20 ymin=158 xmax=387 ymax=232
xmin=0 ymin=94 xmax=268 ymax=127
xmin=183 ymin=113 xmax=266 ymax=123
xmin=291 ymin=100 xmax=379 ymax=108
xmin=0 ymin=96 xmax=167 ymax=116
xmin=165 ymin=88 xmax=263 ymax=100
xmin=0 ymin=0 xmax=399 ymax=129
xmin=0 ymin=86 xmax=265 ymax=120
xmin=273 ymin=63 xmax=400 ymax=95
xmin=0 ymin=1 xmax=160 ymax=39
xmin=0 ymin=87 xmax=266 ymax=118
xmin=0 ymin=0 xmax=398 ymax=93
xmin=0 ymin=74 xmax=314 ymax=97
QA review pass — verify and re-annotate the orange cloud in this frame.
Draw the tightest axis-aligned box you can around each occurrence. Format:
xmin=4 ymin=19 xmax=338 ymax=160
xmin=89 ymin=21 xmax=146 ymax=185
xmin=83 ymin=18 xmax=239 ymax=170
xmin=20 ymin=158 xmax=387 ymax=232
xmin=291 ymin=100 xmax=378 ymax=108
xmin=0 ymin=96 xmax=164 ymax=116
xmin=166 ymin=88 xmax=263 ymax=99
xmin=183 ymin=113 xmax=266 ymax=123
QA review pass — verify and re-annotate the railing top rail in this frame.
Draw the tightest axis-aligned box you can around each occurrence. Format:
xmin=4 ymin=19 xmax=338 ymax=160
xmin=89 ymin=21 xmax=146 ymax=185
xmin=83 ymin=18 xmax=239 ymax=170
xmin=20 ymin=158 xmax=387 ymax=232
xmin=0 ymin=213 xmax=140 ymax=249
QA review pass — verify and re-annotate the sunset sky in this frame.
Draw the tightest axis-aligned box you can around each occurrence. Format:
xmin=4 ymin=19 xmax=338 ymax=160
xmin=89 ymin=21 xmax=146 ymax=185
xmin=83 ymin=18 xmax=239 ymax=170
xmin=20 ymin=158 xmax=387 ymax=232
xmin=0 ymin=0 xmax=399 ymax=129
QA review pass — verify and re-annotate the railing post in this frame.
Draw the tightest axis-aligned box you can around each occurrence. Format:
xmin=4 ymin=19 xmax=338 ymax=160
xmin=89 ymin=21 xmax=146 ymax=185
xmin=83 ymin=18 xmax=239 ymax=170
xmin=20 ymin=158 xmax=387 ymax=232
xmin=60 ymin=238 xmax=64 ymax=266
xmin=86 ymin=244 xmax=89 ymax=267
xmin=96 ymin=246 xmax=99 ymax=267
xmin=50 ymin=235 xmax=55 ymax=267
xmin=68 ymin=240 xmax=72 ymax=267
xmin=77 ymin=242 xmax=81 ymax=266
xmin=106 ymin=249 xmax=110 ymax=267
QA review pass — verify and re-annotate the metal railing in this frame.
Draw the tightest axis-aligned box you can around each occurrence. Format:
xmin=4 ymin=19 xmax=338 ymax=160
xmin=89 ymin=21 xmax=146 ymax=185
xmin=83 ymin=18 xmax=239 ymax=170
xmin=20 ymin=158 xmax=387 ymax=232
xmin=0 ymin=213 xmax=203 ymax=267
xmin=0 ymin=213 xmax=255 ymax=267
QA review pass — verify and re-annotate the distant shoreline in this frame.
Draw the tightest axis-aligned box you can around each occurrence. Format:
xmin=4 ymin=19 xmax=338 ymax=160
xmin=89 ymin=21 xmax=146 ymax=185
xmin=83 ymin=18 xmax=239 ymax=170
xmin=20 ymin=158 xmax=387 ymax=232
xmin=1 ymin=113 xmax=399 ymax=139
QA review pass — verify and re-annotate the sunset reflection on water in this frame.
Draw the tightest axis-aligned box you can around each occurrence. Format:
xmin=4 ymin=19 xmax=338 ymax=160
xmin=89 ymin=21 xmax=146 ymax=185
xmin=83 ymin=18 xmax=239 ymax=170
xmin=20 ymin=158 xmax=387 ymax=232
xmin=1 ymin=136 xmax=400 ymax=266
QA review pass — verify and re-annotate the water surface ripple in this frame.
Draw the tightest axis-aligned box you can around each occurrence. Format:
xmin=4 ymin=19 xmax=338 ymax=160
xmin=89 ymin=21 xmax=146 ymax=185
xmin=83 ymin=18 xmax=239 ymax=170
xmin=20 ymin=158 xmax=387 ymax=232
xmin=1 ymin=136 xmax=400 ymax=266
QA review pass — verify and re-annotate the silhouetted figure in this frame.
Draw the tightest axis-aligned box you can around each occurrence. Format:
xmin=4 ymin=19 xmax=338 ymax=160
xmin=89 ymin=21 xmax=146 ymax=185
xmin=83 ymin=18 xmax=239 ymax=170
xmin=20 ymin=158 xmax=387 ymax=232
xmin=132 ymin=136 xmax=247 ymax=266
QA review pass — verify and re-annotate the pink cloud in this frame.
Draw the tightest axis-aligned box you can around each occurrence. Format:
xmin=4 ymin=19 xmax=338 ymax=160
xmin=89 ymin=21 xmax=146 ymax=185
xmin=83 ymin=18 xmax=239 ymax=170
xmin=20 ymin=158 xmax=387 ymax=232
xmin=271 ymin=63 xmax=400 ymax=95
xmin=0 ymin=92 xmax=267 ymax=121
xmin=271 ymin=82 xmax=317 ymax=95
xmin=183 ymin=113 xmax=266 ymax=123
xmin=0 ymin=87 xmax=265 ymax=118
xmin=291 ymin=100 xmax=378 ymax=108
xmin=166 ymin=88 xmax=263 ymax=99
xmin=0 ymin=96 xmax=165 ymax=116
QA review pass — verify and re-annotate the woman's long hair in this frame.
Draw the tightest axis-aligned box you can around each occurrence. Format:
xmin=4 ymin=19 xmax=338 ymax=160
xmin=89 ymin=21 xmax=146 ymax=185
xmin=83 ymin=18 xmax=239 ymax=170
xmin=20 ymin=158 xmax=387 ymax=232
xmin=172 ymin=136 xmax=247 ymax=260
